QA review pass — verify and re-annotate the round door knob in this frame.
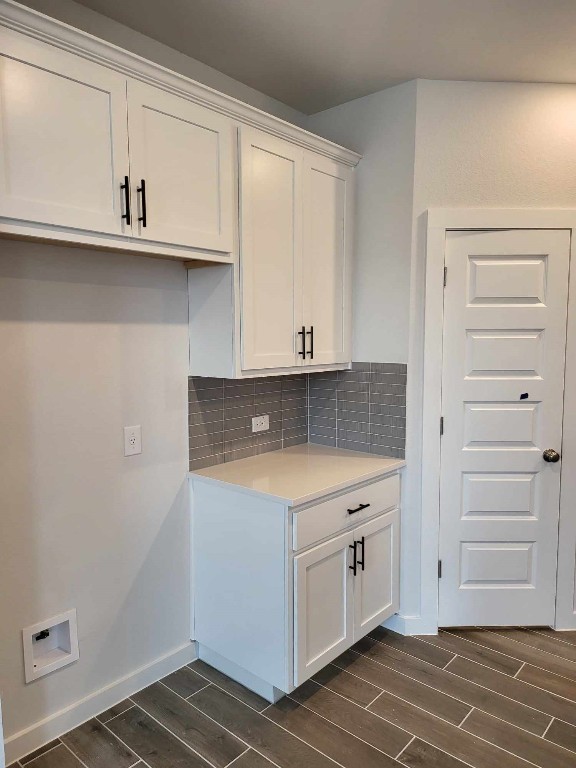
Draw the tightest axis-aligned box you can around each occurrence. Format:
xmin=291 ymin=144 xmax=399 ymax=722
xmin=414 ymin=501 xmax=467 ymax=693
xmin=543 ymin=449 xmax=561 ymax=463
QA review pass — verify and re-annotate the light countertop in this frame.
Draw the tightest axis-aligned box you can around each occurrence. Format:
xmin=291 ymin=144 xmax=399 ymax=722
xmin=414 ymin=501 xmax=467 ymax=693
xmin=189 ymin=443 xmax=405 ymax=506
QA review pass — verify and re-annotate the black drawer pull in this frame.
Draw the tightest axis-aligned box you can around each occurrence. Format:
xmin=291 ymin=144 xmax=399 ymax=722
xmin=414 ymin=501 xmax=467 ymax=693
xmin=349 ymin=541 xmax=357 ymax=576
xmin=307 ymin=325 xmax=314 ymax=359
xmin=347 ymin=502 xmax=370 ymax=515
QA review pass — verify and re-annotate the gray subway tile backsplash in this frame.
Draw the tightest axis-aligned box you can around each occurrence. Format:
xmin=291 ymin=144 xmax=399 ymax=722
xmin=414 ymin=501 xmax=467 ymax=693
xmin=189 ymin=361 xmax=406 ymax=469
xmin=308 ymin=362 xmax=407 ymax=460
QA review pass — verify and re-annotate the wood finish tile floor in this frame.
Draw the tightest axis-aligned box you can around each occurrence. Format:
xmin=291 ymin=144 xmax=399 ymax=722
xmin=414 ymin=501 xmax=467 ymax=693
xmin=10 ymin=627 xmax=576 ymax=768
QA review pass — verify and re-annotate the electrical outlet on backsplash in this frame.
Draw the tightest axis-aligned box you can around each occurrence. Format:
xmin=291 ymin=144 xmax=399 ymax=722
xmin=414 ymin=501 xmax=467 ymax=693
xmin=188 ymin=363 xmax=406 ymax=470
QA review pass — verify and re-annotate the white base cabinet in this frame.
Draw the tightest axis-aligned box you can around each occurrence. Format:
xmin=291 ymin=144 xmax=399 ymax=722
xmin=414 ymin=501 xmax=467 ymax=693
xmin=191 ymin=467 xmax=401 ymax=700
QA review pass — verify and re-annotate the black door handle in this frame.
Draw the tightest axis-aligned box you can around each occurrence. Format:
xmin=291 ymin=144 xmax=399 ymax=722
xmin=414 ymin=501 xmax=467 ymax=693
xmin=307 ymin=326 xmax=314 ymax=359
xmin=543 ymin=449 xmax=560 ymax=463
xmin=357 ymin=536 xmax=365 ymax=571
xmin=297 ymin=326 xmax=306 ymax=358
xmin=348 ymin=502 xmax=370 ymax=515
xmin=120 ymin=175 xmax=131 ymax=225
xmin=137 ymin=179 xmax=147 ymax=228
xmin=349 ymin=542 xmax=357 ymax=576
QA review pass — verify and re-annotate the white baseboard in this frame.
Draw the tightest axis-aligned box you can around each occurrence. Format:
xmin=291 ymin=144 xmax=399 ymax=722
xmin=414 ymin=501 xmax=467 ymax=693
xmin=5 ymin=641 xmax=198 ymax=765
xmin=383 ymin=613 xmax=438 ymax=636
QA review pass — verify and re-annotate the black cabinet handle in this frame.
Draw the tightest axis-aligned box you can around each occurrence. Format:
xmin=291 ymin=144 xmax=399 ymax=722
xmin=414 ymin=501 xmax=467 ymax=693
xmin=307 ymin=326 xmax=314 ymax=359
xmin=297 ymin=326 xmax=306 ymax=358
xmin=137 ymin=179 xmax=147 ymax=227
xmin=121 ymin=175 xmax=131 ymax=225
xmin=357 ymin=535 xmax=365 ymax=571
xmin=347 ymin=502 xmax=370 ymax=515
xmin=349 ymin=542 xmax=357 ymax=576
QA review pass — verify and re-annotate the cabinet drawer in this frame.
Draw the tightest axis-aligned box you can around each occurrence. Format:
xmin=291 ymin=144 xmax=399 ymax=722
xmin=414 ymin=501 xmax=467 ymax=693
xmin=293 ymin=473 xmax=399 ymax=551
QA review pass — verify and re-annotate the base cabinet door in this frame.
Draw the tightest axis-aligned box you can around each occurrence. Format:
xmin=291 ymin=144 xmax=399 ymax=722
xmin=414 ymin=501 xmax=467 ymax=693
xmin=294 ymin=530 xmax=354 ymax=685
xmin=353 ymin=510 xmax=399 ymax=639
xmin=0 ymin=29 xmax=130 ymax=235
xmin=126 ymin=79 xmax=235 ymax=251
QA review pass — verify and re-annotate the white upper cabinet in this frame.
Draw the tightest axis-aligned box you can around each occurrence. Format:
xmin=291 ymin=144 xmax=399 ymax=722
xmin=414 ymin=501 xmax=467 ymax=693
xmin=239 ymin=127 xmax=303 ymax=371
xmin=302 ymin=153 xmax=352 ymax=367
xmin=237 ymin=126 xmax=353 ymax=374
xmin=126 ymin=80 xmax=235 ymax=252
xmin=0 ymin=29 xmax=129 ymax=235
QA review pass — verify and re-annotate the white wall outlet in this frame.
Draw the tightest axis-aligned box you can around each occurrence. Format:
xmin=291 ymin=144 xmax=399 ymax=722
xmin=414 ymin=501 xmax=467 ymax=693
xmin=252 ymin=415 xmax=269 ymax=433
xmin=22 ymin=609 xmax=79 ymax=683
xmin=124 ymin=425 xmax=142 ymax=456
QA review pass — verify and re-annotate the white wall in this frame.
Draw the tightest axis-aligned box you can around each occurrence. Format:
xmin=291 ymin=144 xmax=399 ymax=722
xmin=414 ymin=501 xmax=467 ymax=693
xmin=408 ymin=80 xmax=576 ymax=629
xmin=18 ymin=0 xmax=306 ymax=125
xmin=0 ymin=241 xmax=190 ymax=756
xmin=307 ymin=81 xmax=417 ymax=364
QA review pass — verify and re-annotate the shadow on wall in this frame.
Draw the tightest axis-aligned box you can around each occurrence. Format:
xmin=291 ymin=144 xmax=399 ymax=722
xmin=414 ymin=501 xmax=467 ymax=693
xmin=0 ymin=239 xmax=190 ymax=743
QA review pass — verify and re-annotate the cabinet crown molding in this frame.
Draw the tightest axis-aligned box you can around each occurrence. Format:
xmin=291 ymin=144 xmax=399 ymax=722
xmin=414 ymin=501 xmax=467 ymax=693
xmin=0 ymin=0 xmax=361 ymax=167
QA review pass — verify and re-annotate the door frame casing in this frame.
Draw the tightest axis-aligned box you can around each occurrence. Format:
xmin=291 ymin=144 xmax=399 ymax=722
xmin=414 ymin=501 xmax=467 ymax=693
xmin=421 ymin=209 xmax=576 ymax=632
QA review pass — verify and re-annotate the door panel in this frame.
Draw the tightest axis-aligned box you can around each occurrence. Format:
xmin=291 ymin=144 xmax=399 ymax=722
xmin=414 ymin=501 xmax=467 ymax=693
xmin=294 ymin=530 xmax=354 ymax=685
xmin=127 ymin=79 xmax=234 ymax=251
xmin=240 ymin=127 xmax=302 ymax=371
xmin=353 ymin=510 xmax=399 ymax=638
xmin=0 ymin=29 xmax=129 ymax=234
xmin=439 ymin=229 xmax=569 ymax=627
xmin=302 ymin=154 xmax=352 ymax=365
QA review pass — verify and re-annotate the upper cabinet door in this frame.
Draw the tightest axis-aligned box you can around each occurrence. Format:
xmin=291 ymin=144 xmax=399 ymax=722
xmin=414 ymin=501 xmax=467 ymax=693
xmin=126 ymin=80 xmax=235 ymax=252
xmin=302 ymin=154 xmax=353 ymax=366
xmin=0 ymin=30 xmax=130 ymax=235
xmin=240 ymin=127 xmax=302 ymax=371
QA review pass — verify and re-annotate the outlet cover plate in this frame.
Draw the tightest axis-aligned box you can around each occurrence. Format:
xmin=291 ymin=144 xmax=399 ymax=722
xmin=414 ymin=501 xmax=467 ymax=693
xmin=124 ymin=425 xmax=142 ymax=456
xmin=252 ymin=415 xmax=269 ymax=433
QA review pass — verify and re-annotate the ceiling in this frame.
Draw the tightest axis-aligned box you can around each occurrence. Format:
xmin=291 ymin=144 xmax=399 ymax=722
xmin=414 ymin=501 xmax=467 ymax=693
xmin=72 ymin=0 xmax=576 ymax=114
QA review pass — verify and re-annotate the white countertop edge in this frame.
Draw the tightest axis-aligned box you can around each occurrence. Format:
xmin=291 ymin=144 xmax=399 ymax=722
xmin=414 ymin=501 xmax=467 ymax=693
xmin=188 ymin=454 xmax=406 ymax=507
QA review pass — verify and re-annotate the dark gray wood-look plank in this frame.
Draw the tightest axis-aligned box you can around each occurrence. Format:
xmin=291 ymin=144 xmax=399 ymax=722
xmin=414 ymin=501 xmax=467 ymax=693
xmin=188 ymin=660 xmax=269 ymax=711
xmin=368 ymin=689 xmax=531 ymax=768
xmin=228 ymin=750 xmax=276 ymax=768
xmin=160 ymin=667 xmax=209 ymax=699
xmin=20 ymin=740 xmax=61 ymax=764
xmin=546 ymin=719 xmax=576 ymax=753
xmin=60 ymin=718 xmax=137 ymax=768
xmin=24 ymin=745 xmax=83 ymax=768
xmin=96 ymin=700 xmax=135 ymax=724
xmin=351 ymin=635 xmax=549 ymax=734
xmin=417 ymin=631 xmax=523 ymax=676
xmin=334 ymin=647 xmax=471 ymax=726
xmin=189 ymin=684 xmax=338 ymax=768
xmin=532 ymin=629 xmax=576 ymax=647
xmin=265 ymin=694 xmax=399 ymax=768
xmin=368 ymin=626 xmax=454 ymax=668
xmin=446 ymin=655 xmax=576 ymax=726
xmin=132 ymin=682 xmax=246 ymax=768
xmin=289 ymin=677 xmax=412 ymax=757
xmin=398 ymin=739 xmax=473 ymax=768
xmin=491 ymin=628 xmax=576 ymax=664
xmin=517 ymin=664 xmax=576 ymax=703
xmin=106 ymin=705 xmax=213 ymax=768
xmin=311 ymin=662 xmax=381 ymax=706
xmin=448 ymin=629 xmax=576 ymax=681
xmin=462 ymin=708 xmax=576 ymax=768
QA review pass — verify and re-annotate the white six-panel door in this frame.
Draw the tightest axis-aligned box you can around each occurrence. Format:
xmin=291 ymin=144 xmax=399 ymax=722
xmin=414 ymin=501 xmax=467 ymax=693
xmin=0 ymin=28 xmax=130 ymax=235
xmin=302 ymin=153 xmax=352 ymax=366
xmin=240 ymin=127 xmax=302 ymax=371
xmin=126 ymin=79 xmax=235 ymax=251
xmin=439 ymin=229 xmax=570 ymax=627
